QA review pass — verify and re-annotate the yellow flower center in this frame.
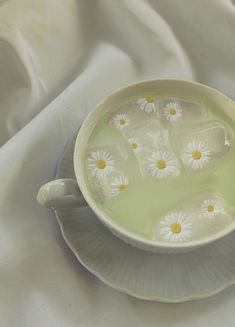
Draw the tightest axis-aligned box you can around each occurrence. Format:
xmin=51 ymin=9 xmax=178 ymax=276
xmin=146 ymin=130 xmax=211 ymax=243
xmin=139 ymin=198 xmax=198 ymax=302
xmin=192 ymin=150 xmax=201 ymax=160
xmin=156 ymin=160 xmax=166 ymax=169
xmin=131 ymin=143 xmax=138 ymax=149
xmin=207 ymin=205 xmax=214 ymax=212
xmin=118 ymin=184 xmax=127 ymax=192
xmin=145 ymin=96 xmax=154 ymax=103
xmin=170 ymin=108 xmax=177 ymax=115
xmin=119 ymin=118 xmax=125 ymax=125
xmin=96 ymin=159 xmax=106 ymax=169
xmin=171 ymin=223 xmax=182 ymax=234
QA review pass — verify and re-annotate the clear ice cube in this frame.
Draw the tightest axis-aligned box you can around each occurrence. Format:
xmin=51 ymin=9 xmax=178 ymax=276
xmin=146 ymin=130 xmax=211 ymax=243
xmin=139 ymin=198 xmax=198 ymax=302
xmin=175 ymin=121 xmax=233 ymax=171
xmin=155 ymin=190 xmax=232 ymax=242
xmin=183 ymin=191 xmax=232 ymax=240
xmin=159 ymin=96 xmax=208 ymax=125
xmin=127 ymin=124 xmax=181 ymax=180
xmin=109 ymin=101 xmax=183 ymax=181
xmin=109 ymin=96 xmax=159 ymax=135
xmin=138 ymin=147 xmax=181 ymax=181
xmin=123 ymin=119 xmax=170 ymax=150
xmin=86 ymin=143 xmax=129 ymax=203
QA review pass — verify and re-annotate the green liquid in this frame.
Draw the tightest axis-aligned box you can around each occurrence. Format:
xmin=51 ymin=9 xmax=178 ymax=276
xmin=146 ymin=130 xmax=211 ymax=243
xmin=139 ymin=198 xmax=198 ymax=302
xmin=86 ymin=94 xmax=235 ymax=240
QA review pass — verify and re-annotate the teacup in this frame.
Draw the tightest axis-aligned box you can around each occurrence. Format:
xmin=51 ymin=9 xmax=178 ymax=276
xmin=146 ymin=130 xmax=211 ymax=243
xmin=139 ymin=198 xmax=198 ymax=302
xmin=37 ymin=80 xmax=235 ymax=253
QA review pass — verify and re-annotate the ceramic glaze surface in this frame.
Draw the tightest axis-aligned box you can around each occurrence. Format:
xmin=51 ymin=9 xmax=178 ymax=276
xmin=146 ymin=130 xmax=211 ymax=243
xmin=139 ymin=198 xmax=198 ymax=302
xmin=56 ymin=136 xmax=235 ymax=302
xmin=84 ymin=92 xmax=235 ymax=244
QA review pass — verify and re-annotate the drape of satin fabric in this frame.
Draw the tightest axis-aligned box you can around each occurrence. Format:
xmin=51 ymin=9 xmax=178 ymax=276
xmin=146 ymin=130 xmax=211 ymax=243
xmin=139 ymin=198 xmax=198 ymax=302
xmin=0 ymin=0 xmax=235 ymax=326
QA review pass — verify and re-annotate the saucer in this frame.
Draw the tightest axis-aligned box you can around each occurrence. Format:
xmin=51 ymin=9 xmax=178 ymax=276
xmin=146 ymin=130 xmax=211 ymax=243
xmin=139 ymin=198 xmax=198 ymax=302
xmin=54 ymin=136 xmax=235 ymax=302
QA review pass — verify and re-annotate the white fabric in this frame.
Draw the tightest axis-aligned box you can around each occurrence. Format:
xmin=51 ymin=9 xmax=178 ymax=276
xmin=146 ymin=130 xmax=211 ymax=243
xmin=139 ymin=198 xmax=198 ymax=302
xmin=1 ymin=0 xmax=235 ymax=326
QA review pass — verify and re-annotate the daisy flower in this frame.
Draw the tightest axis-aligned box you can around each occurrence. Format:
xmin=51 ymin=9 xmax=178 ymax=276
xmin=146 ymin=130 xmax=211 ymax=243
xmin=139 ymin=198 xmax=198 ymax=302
xmin=88 ymin=150 xmax=115 ymax=179
xmin=128 ymin=138 xmax=143 ymax=154
xmin=201 ymin=199 xmax=224 ymax=219
xmin=164 ymin=102 xmax=182 ymax=122
xmin=160 ymin=211 xmax=192 ymax=242
xmin=111 ymin=175 xmax=129 ymax=196
xmin=184 ymin=140 xmax=211 ymax=170
xmin=148 ymin=150 xmax=178 ymax=180
xmin=113 ymin=113 xmax=130 ymax=130
xmin=136 ymin=96 xmax=156 ymax=113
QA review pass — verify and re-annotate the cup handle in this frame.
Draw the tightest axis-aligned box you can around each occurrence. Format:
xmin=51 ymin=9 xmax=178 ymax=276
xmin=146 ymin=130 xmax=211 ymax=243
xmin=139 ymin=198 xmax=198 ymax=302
xmin=37 ymin=178 xmax=87 ymax=208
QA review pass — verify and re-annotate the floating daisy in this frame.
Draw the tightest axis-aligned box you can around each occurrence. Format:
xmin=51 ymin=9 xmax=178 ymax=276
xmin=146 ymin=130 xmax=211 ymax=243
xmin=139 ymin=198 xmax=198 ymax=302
xmin=111 ymin=175 xmax=129 ymax=196
xmin=164 ymin=102 xmax=182 ymax=122
xmin=128 ymin=138 xmax=143 ymax=154
xmin=184 ymin=140 xmax=211 ymax=170
xmin=148 ymin=150 xmax=178 ymax=180
xmin=160 ymin=211 xmax=192 ymax=242
xmin=88 ymin=150 xmax=115 ymax=179
xmin=201 ymin=199 xmax=224 ymax=219
xmin=136 ymin=96 xmax=156 ymax=113
xmin=113 ymin=113 xmax=130 ymax=130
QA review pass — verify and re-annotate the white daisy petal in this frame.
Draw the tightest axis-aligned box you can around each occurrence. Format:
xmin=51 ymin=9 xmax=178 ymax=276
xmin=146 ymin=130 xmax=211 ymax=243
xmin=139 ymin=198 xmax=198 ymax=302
xmin=163 ymin=102 xmax=182 ymax=122
xmin=159 ymin=212 xmax=192 ymax=242
xmin=184 ymin=140 xmax=211 ymax=170
xmin=113 ymin=113 xmax=130 ymax=130
xmin=148 ymin=150 xmax=178 ymax=180
xmin=140 ymin=102 xmax=147 ymax=111
xmin=136 ymin=96 xmax=156 ymax=113
xmin=111 ymin=175 xmax=129 ymax=196
xmin=201 ymin=198 xmax=224 ymax=219
xmin=87 ymin=150 xmax=115 ymax=179
xmin=145 ymin=103 xmax=155 ymax=113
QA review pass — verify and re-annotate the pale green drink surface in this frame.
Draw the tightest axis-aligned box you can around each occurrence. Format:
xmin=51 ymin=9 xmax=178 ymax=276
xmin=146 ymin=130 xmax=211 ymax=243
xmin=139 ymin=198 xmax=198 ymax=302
xmin=86 ymin=94 xmax=235 ymax=240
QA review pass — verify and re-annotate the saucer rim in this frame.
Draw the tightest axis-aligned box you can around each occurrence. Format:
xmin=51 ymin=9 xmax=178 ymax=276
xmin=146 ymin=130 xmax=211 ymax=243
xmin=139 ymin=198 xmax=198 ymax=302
xmin=54 ymin=210 xmax=235 ymax=303
xmin=53 ymin=135 xmax=235 ymax=303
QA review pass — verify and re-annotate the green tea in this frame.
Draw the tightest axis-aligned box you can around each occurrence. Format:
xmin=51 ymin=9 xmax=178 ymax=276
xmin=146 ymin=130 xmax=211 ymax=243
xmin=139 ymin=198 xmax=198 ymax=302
xmin=85 ymin=93 xmax=235 ymax=243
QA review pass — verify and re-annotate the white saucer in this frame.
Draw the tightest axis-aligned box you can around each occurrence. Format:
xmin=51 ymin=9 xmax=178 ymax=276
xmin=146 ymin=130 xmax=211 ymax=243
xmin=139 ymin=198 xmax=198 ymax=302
xmin=54 ymin=136 xmax=235 ymax=303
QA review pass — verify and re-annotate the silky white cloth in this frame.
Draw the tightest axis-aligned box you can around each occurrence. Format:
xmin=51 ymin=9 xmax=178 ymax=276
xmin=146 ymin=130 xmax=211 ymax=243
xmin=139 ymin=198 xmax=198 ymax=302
xmin=1 ymin=0 xmax=235 ymax=326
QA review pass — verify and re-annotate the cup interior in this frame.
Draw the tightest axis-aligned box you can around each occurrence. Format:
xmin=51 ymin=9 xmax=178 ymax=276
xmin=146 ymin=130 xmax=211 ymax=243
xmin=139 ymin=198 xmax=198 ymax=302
xmin=74 ymin=80 xmax=235 ymax=251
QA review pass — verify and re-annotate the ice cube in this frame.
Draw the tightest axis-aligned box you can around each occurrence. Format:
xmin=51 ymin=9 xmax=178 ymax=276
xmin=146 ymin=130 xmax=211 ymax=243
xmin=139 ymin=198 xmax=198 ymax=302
xmin=87 ymin=171 xmax=130 ymax=204
xmin=155 ymin=190 xmax=232 ymax=242
xmin=86 ymin=143 xmax=129 ymax=203
xmin=159 ymin=96 xmax=208 ymax=125
xmin=182 ymin=191 xmax=232 ymax=240
xmin=175 ymin=121 xmax=233 ymax=171
xmin=139 ymin=148 xmax=181 ymax=181
xmin=112 ymin=113 xmax=182 ymax=181
xmin=109 ymin=96 xmax=159 ymax=134
xmin=123 ymin=119 xmax=170 ymax=151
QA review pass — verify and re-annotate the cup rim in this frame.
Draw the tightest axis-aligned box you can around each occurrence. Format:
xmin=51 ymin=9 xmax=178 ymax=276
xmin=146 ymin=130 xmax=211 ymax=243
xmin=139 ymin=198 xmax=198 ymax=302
xmin=74 ymin=79 xmax=235 ymax=250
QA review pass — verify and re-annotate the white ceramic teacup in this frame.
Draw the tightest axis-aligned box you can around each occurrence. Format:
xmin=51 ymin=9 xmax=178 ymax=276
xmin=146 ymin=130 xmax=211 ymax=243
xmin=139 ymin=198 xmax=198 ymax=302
xmin=37 ymin=80 xmax=235 ymax=253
